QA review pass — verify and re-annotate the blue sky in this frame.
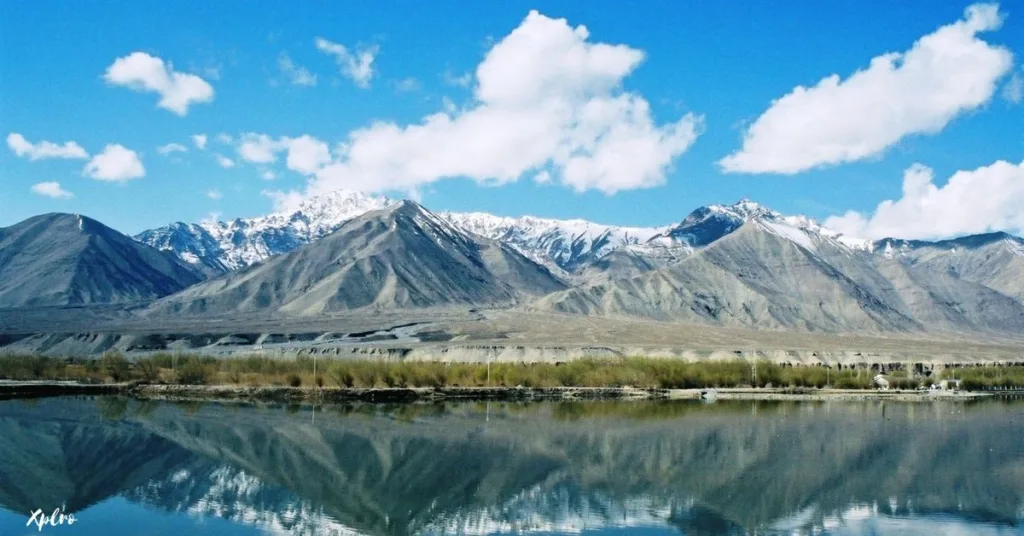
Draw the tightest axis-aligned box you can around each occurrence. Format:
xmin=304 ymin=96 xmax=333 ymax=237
xmin=2 ymin=1 xmax=1023 ymax=237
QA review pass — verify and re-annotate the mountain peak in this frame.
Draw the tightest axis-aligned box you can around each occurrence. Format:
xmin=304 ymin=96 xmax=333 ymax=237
xmin=720 ymin=198 xmax=781 ymax=220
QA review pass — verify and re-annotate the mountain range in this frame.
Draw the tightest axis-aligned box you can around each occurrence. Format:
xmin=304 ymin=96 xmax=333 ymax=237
xmin=146 ymin=201 xmax=565 ymax=317
xmin=2 ymin=190 xmax=1024 ymax=336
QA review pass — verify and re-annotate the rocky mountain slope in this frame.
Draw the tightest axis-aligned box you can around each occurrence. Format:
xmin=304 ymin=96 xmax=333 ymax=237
xmin=439 ymin=210 xmax=666 ymax=272
xmin=5 ymin=193 xmax=1022 ymax=335
xmin=0 ymin=213 xmax=202 ymax=308
xmin=872 ymin=232 xmax=1024 ymax=302
xmin=138 ymin=189 xmax=672 ymax=275
xmin=135 ymin=190 xmax=398 ymax=275
xmin=135 ymin=194 xmax=874 ymax=280
xmin=145 ymin=201 xmax=565 ymax=317
xmin=536 ymin=217 xmax=1024 ymax=334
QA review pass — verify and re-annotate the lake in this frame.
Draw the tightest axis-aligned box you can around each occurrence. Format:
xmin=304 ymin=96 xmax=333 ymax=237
xmin=0 ymin=396 xmax=1022 ymax=535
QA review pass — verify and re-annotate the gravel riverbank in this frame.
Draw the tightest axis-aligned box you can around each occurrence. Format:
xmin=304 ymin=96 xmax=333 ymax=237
xmin=0 ymin=381 xmax=992 ymax=403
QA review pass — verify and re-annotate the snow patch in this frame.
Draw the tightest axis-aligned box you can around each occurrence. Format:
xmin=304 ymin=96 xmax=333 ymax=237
xmin=1005 ymin=238 xmax=1024 ymax=257
xmin=757 ymin=219 xmax=818 ymax=252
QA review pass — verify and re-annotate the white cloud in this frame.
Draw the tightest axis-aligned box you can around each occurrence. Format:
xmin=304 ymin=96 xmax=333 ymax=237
xmin=104 ymin=52 xmax=215 ymax=116
xmin=83 ymin=144 xmax=145 ymax=182
xmin=720 ymin=4 xmax=1013 ymax=174
xmin=265 ymin=11 xmax=700 ymax=208
xmin=207 ymin=189 xmax=223 ymax=200
xmin=825 ymin=160 xmax=1024 ymax=240
xmin=215 ymin=133 xmax=233 ymax=144
xmin=260 ymin=169 xmax=277 ymax=181
xmin=214 ymin=154 xmax=236 ymax=168
xmin=1004 ymin=71 xmax=1023 ymax=104
xmin=202 ymin=211 xmax=222 ymax=225
xmin=315 ymin=37 xmax=378 ymax=88
xmin=235 ymin=133 xmax=330 ymax=175
xmin=237 ymin=133 xmax=281 ymax=163
xmin=157 ymin=142 xmax=188 ymax=155
xmin=262 ymin=189 xmax=304 ymax=212
xmin=395 ymin=77 xmax=421 ymax=93
xmin=278 ymin=53 xmax=317 ymax=86
xmin=7 ymin=133 xmax=88 ymax=160
xmin=31 ymin=181 xmax=74 ymax=199
xmin=192 ymin=134 xmax=208 ymax=150
xmin=443 ymin=70 xmax=472 ymax=88
xmin=284 ymin=135 xmax=331 ymax=174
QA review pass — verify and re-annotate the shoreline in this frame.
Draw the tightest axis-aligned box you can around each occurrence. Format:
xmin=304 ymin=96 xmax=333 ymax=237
xmin=0 ymin=381 xmax=996 ymax=403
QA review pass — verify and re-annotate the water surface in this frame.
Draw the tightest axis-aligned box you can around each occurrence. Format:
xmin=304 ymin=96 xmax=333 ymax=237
xmin=0 ymin=396 xmax=1022 ymax=535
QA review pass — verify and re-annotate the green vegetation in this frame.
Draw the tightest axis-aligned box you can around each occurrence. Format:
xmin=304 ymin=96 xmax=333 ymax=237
xmin=943 ymin=366 xmax=1024 ymax=390
xmin=1 ymin=352 xmax=1021 ymax=391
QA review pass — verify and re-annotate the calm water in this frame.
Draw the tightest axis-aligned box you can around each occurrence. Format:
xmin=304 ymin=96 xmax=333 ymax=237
xmin=0 ymin=396 xmax=1022 ymax=535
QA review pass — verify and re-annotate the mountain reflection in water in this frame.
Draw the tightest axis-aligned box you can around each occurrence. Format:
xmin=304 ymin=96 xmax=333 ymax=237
xmin=0 ymin=397 xmax=1022 ymax=535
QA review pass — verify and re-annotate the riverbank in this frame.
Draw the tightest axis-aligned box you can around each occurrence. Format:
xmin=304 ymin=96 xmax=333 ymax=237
xmin=0 ymin=381 xmax=993 ymax=403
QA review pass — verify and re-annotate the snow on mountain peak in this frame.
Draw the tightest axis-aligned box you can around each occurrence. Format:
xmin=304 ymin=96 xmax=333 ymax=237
xmin=440 ymin=210 xmax=667 ymax=271
xmin=137 ymin=191 xmax=885 ymax=275
xmin=136 ymin=189 xmax=399 ymax=272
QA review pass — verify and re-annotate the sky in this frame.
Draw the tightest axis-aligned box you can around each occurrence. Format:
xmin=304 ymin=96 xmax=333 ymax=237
xmin=2 ymin=1 xmax=1023 ymax=238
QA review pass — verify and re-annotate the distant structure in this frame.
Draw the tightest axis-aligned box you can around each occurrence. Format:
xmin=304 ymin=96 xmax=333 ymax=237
xmin=939 ymin=379 xmax=961 ymax=391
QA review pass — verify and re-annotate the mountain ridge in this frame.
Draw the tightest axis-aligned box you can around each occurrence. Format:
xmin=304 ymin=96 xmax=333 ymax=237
xmin=0 ymin=213 xmax=202 ymax=308
xmin=138 ymin=191 xmax=1023 ymax=279
xmin=144 ymin=201 xmax=566 ymax=317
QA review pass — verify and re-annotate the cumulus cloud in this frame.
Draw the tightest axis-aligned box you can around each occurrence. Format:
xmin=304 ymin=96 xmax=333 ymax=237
xmin=157 ymin=142 xmax=188 ymax=155
xmin=214 ymin=154 xmax=236 ymax=168
xmin=315 ymin=37 xmax=378 ymax=88
xmin=7 ymin=133 xmax=88 ymax=160
xmin=263 ymin=11 xmax=701 ymax=208
xmin=284 ymin=135 xmax=331 ymax=174
xmin=278 ymin=53 xmax=317 ymax=86
xmin=31 ymin=181 xmax=74 ymax=199
xmin=260 ymin=169 xmax=277 ymax=181
xmin=207 ymin=189 xmax=223 ymax=200
xmin=235 ymin=133 xmax=330 ymax=174
xmin=237 ymin=133 xmax=280 ymax=163
xmin=1004 ymin=70 xmax=1023 ymax=104
xmin=192 ymin=134 xmax=208 ymax=150
xmin=720 ymin=4 xmax=1013 ymax=174
xmin=83 ymin=144 xmax=145 ymax=182
xmin=825 ymin=160 xmax=1024 ymax=240
xmin=104 ymin=52 xmax=215 ymax=116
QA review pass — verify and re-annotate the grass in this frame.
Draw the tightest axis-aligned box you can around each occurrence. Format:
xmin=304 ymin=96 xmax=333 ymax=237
xmin=1 ymin=352 xmax=1021 ymax=391
xmin=942 ymin=365 xmax=1024 ymax=391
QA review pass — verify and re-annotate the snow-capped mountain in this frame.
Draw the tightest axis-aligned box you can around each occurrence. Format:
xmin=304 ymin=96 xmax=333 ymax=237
xmin=136 ymin=190 xmax=1020 ymax=285
xmin=136 ymin=190 xmax=397 ymax=274
xmin=439 ymin=211 xmax=667 ymax=272
xmin=648 ymin=198 xmax=871 ymax=252
xmin=137 ymin=190 xmax=668 ymax=275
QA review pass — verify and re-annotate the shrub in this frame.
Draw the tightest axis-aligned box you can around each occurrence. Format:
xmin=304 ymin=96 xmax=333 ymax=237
xmin=176 ymin=358 xmax=212 ymax=385
xmin=136 ymin=359 xmax=160 ymax=382
xmin=287 ymin=374 xmax=302 ymax=387
xmin=354 ymin=364 xmax=379 ymax=388
xmin=99 ymin=352 xmax=130 ymax=383
xmin=326 ymin=363 xmax=348 ymax=387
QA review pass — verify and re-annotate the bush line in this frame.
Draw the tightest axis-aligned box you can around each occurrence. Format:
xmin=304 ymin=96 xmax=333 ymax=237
xmin=2 ymin=352 xmax=1023 ymax=390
